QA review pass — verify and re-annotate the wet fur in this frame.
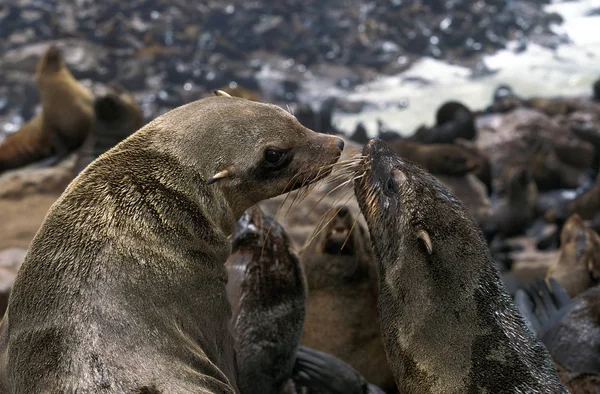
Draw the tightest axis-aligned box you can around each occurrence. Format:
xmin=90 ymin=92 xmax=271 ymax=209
xmin=353 ymin=140 xmax=566 ymax=393
xmin=0 ymin=96 xmax=343 ymax=393
xmin=300 ymin=208 xmax=396 ymax=392
xmin=225 ymin=206 xmax=306 ymax=394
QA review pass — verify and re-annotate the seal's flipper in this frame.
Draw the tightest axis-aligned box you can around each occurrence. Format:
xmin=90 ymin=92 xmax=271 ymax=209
xmin=515 ymin=279 xmax=574 ymax=338
xmin=292 ymin=346 xmax=384 ymax=394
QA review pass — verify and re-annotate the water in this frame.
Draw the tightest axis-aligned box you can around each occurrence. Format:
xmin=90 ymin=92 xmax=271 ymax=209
xmin=331 ymin=0 xmax=600 ymax=137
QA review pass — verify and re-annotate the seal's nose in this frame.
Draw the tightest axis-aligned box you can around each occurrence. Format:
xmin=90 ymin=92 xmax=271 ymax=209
xmin=337 ymin=206 xmax=349 ymax=218
xmin=335 ymin=138 xmax=345 ymax=151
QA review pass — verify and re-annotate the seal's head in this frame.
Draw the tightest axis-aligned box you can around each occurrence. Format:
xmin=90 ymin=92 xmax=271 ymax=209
xmin=228 ymin=205 xmax=306 ymax=394
xmin=301 ymin=206 xmax=372 ymax=286
xmin=353 ymin=139 xmax=486 ymax=276
xmin=150 ymin=96 xmax=344 ymax=218
xmin=36 ymin=45 xmax=64 ymax=79
xmin=547 ymin=214 xmax=600 ymax=297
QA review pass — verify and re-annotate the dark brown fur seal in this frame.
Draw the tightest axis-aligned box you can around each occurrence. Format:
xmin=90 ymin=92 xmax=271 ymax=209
xmin=410 ymin=101 xmax=476 ymax=144
xmin=300 ymin=206 xmax=395 ymax=392
xmin=546 ymin=214 xmax=600 ymax=298
xmin=0 ymin=45 xmax=94 ymax=173
xmin=0 ymin=96 xmax=344 ymax=393
xmin=353 ymin=139 xmax=566 ymax=393
xmin=486 ymin=166 xmax=535 ymax=238
xmin=387 ymin=139 xmax=479 ymax=176
xmin=74 ymin=86 xmax=144 ymax=173
xmin=225 ymin=205 xmax=306 ymax=394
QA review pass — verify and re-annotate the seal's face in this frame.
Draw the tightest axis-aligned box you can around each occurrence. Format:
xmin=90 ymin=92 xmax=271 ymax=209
xmin=301 ymin=205 xmax=371 ymax=280
xmin=196 ymin=98 xmax=344 ymax=216
xmin=36 ymin=45 xmax=64 ymax=80
xmin=231 ymin=206 xmax=304 ymax=300
xmin=353 ymin=139 xmax=467 ymax=268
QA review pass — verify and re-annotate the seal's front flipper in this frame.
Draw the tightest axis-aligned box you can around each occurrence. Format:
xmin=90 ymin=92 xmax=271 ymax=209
xmin=292 ymin=346 xmax=387 ymax=394
xmin=515 ymin=278 xmax=573 ymax=338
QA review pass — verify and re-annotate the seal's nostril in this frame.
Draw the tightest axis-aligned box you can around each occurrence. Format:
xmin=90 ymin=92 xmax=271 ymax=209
xmin=335 ymin=138 xmax=345 ymax=151
xmin=337 ymin=206 xmax=349 ymax=218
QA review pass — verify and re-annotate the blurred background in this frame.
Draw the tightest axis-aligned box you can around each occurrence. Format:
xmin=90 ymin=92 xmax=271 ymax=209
xmin=1 ymin=0 xmax=598 ymax=138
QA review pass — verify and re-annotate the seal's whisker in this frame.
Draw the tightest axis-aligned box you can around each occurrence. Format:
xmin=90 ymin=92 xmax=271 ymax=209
xmin=340 ymin=211 xmax=361 ymax=251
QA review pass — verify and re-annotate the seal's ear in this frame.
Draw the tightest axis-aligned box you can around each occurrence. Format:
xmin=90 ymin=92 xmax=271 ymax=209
xmin=417 ymin=229 xmax=433 ymax=255
xmin=214 ymin=90 xmax=232 ymax=98
xmin=207 ymin=169 xmax=230 ymax=185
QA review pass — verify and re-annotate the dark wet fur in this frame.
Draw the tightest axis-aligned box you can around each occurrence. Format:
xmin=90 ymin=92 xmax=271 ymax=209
xmin=353 ymin=140 xmax=566 ymax=393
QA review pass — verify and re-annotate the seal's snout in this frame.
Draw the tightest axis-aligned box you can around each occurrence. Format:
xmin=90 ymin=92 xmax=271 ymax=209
xmin=337 ymin=206 xmax=350 ymax=218
xmin=335 ymin=138 xmax=345 ymax=151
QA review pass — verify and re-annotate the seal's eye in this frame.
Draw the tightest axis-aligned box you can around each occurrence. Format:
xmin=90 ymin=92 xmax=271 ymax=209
xmin=263 ymin=148 xmax=290 ymax=168
xmin=384 ymin=175 xmax=397 ymax=196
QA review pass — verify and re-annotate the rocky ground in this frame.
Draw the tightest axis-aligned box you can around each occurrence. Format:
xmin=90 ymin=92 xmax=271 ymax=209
xmin=0 ymin=0 xmax=568 ymax=135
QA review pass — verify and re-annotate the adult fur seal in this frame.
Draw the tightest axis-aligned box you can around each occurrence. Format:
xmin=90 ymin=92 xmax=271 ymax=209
xmin=300 ymin=206 xmax=395 ymax=392
xmin=0 ymin=45 xmax=94 ymax=173
xmin=353 ymin=139 xmax=566 ymax=393
xmin=0 ymin=96 xmax=344 ymax=393
xmin=225 ymin=205 xmax=306 ymax=394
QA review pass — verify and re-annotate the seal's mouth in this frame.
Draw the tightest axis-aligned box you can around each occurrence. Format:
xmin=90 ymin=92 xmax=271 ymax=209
xmin=323 ymin=226 xmax=355 ymax=256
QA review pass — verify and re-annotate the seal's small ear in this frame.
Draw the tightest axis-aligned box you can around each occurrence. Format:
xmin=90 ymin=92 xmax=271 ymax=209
xmin=207 ymin=169 xmax=230 ymax=185
xmin=417 ymin=229 xmax=433 ymax=255
xmin=214 ymin=90 xmax=232 ymax=98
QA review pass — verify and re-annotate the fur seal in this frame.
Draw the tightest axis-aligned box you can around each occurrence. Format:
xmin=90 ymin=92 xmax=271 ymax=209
xmin=516 ymin=279 xmax=600 ymax=385
xmin=0 ymin=45 xmax=94 ymax=173
xmin=74 ymin=86 xmax=144 ymax=173
xmin=545 ymin=214 xmax=600 ymax=298
xmin=300 ymin=206 xmax=396 ymax=392
xmin=0 ymin=95 xmax=344 ymax=393
xmin=485 ymin=165 xmax=535 ymax=238
xmin=410 ymin=101 xmax=476 ymax=144
xmin=353 ymin=139 xmax=566 ymax=393
xmin=225 ymin=205 xmax=306 ymax=394
xmin=387 ymin=139 xmax=479 ymax=176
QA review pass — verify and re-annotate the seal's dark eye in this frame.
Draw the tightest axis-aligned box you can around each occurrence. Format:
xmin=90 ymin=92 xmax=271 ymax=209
xmin=263 ymin=148 xmax=289 ymax=168
xmin=384 ymin=175 xmax=397 ymax=196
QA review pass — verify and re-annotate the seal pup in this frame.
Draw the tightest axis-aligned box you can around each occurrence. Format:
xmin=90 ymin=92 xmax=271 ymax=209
xmin=225 ymin=205 xmax=306 ymax=394
xmin=515 ymin=279 xmax=600 ymax=392
xmin=0 ymin=95 xmax=344 ymax=393
xmin=545 ymin=214 xmax=600 ymax=298
xmin=0 ymin=45 xmax=94 ymax=173
xmin=300 ymin=206 xmax=396 ymax=392
xmin=353 ymin=139 xmax=567 ymax=393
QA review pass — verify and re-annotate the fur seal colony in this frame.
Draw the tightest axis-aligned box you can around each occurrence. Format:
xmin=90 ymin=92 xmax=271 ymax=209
xmin=225 ymin=205 xmax=306 ymax=394
xmin=0 ymin=45 xmax=94 ymax=173
xmin=300 ymin=206 xmax=395 ymax=392
xmin=0 ymin=94 xmax=344 ymax=392
xmin=353 ymin=139 xmax=567 ymax=393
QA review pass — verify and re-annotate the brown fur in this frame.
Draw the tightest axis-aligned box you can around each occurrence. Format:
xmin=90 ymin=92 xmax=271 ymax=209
xmin=300 ymin=207 xmax=396 ymax=392
xmin=75 ymin=86 xmax=144 ymax=174
xmin=354 ymin=140 xmax=566 ymax=393
xmin=546 ymin=214 xmax=600 ymax=297
xmin=387 ymin=140 xmax=479 ymax=176
xmin=0 ymin=45 xmax=94 ymax=173
xmin=0 ymin=96 xmax=343 ymax=393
